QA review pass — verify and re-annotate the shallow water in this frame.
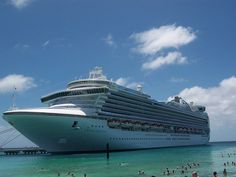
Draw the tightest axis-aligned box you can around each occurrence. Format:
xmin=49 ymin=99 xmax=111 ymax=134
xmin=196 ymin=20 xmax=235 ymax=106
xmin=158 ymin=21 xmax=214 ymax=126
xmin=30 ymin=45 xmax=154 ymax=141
xmin=1 ymin=142 xmax=236 ymax=177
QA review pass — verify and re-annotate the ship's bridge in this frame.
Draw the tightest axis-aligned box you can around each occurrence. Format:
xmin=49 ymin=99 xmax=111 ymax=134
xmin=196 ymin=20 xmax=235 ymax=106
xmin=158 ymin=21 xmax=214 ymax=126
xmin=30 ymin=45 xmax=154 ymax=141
xmin=67 ymin=79 xmax=111 ymax=90
xmin=67 ymin=67 xmax=111 ymax=90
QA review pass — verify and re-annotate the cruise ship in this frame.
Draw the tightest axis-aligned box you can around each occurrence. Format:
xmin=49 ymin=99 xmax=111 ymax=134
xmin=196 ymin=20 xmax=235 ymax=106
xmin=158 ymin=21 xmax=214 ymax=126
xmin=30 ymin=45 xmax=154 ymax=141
xmin=3 ymin=67 xmax=210 ymax=153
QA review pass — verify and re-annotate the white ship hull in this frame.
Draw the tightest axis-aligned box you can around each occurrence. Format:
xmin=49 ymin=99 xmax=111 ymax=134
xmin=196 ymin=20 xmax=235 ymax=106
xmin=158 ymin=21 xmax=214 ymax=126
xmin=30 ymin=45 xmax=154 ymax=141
xmin=3 ymin=109 xmax=209 ymax=153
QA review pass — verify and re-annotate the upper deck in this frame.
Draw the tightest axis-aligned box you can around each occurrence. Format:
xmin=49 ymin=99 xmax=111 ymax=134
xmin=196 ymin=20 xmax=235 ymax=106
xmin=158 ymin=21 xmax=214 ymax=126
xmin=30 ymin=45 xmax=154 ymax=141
xmin=40 ymin=67 xmax=207 ymax=118
xmin=41 ymin=67 xmax=150 ymax=103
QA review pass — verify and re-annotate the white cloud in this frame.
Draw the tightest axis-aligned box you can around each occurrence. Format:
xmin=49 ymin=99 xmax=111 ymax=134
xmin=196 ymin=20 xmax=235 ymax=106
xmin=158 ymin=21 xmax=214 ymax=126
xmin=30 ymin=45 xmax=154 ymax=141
xmin=9 ymin=0 xmax=33 ymax=9
xmin=130 ymin=24 xmax=196 ymax=55
xmin=42 ymin=40 xmax=50 ymax=48
xmin=142 ymin=51 xmax=187 ymax=70
xmin=14 ymin=43 xmax=30 ymax=50
xmin=130 ymin=24 xmax=196 ymax=71
xmin=115 ymin=77 xmax=141 ymax=89
xmin=40 ymin=38 xmax=72 ymax=48
xmin=115 ymin=77 xmax=128 ymax=86
xmin=0 ymin=74 xmax=36 ymax=94
xmin=169 ymin=76 xmax=236 ymax=141
xmin=103 ymin=34 xmax=116 ymax=47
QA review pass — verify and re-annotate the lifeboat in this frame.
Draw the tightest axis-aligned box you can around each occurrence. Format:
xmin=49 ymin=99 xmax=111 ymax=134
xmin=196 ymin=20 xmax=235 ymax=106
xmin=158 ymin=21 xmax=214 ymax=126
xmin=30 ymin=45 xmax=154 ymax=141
xmin=120 ymin=121 xmax=132 ymax=129
xmin=142 ymin=123 xmax=150 ymax=130
xmin=133 ymin=122 xmax=142 ymax=129
xmin=108 ymin=120 xmax=120 ymax=128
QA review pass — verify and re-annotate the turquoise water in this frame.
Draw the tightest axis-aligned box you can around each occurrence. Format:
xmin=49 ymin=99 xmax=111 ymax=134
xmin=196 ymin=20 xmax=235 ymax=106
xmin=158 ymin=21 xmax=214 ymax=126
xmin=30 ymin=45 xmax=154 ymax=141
xmin=1 ymin=142 xmax=236 ymax=177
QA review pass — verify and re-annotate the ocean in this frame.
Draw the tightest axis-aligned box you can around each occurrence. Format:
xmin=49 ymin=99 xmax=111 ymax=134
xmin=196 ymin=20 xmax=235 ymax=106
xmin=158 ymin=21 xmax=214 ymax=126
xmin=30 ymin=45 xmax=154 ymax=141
xmin=1 ymin=142 xmax=236 ymax=177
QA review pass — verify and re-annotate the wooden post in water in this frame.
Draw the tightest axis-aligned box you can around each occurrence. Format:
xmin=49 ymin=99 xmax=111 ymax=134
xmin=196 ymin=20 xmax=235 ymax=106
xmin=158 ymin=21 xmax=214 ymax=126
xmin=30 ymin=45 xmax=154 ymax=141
xmin=106 ymin=143 xmax=110 ymax=160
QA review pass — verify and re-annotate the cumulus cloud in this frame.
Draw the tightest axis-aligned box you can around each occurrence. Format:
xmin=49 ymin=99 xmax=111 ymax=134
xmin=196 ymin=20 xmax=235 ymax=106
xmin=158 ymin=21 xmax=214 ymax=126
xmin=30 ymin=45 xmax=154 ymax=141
xmin=130 ymin=24 xmax=196 ymax=55
xmin=9 ymin=0 xmax=33 ymax=9
xmin=0 ymin=74 xmax=36 ymax=94
xmin=142 ymin=51 xmax=187 ymax=70
xmin=130 ymin=24 xmax=196 ymax=70
xmin=115 ymin=77 xmax=141 ymax=89
xmin=169 ymin=76 xmax=236 ymax=141
xmin=115 ymin=77 xmax=128 ymax=86
xmin=103 ymin=34 xmax=116 ymax=47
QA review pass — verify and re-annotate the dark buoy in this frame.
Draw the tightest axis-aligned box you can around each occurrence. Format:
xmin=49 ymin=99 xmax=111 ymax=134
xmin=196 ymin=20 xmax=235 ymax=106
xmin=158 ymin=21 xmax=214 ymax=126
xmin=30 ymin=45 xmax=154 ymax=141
xmin=106 ymin=143 xmax=110 ymax=159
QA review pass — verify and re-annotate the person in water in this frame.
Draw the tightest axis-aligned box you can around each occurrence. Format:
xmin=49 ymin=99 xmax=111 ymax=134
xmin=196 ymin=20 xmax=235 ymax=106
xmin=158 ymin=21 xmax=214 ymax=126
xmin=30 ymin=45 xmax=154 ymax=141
xmin=212 ymin=171 xmax=217 ymax=177
xmin=223 ymin=168 xmax=227 ymax=176
xmin=192 ymin=171 xmax=199 ymax=177
xmin=138 ymin=170 xmax=144 ymax=175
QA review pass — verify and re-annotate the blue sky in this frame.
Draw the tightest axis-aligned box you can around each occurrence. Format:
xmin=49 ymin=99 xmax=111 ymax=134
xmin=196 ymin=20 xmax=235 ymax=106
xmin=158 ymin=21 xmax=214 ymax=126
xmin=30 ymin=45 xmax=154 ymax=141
xmin=0 ymin=0 xmax=236 ymax=146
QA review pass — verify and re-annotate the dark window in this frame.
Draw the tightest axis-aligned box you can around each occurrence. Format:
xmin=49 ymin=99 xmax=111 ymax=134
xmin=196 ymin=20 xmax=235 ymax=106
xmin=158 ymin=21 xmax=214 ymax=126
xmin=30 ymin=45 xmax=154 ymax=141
xmin=72 ymin=121 xmax=78 ymax=128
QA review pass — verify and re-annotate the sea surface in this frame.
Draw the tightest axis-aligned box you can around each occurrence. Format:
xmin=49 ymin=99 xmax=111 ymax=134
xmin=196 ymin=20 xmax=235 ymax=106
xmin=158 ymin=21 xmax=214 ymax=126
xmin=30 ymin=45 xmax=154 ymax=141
xmin=1 ymin=142 xmax=236 ymax=177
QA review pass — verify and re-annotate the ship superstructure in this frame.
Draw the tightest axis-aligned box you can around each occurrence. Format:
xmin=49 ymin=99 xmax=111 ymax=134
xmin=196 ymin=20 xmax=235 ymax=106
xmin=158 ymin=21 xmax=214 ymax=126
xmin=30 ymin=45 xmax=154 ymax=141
xmin=3 ymin=67 xmax=210 ymax=153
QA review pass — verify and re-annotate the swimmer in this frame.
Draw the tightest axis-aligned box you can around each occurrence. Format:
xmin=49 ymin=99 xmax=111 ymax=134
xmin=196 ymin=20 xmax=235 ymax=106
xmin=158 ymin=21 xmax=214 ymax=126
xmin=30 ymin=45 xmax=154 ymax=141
xmin=192 ymin=171 xmax=199 ymax=177
xmin=223 ymin=169 xmax=227 ymax=176
xmin=138 ymin=170 xmax=144 ymax=175
xmin=212 ymin=171 xmax=217 ymax=177
xmin=120 ymin=162 xmax=128 ymax=166
xmin=38 ymin=168 xmax=49 ymax=172
xmin=166 ymin=169 xmax=170 ymax=175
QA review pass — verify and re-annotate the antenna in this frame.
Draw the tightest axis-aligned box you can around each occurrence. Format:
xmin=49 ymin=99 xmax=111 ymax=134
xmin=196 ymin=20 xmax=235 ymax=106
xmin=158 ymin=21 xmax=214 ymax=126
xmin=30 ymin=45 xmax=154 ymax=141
xmin=11 ymin=86 xmax=16 ymax=110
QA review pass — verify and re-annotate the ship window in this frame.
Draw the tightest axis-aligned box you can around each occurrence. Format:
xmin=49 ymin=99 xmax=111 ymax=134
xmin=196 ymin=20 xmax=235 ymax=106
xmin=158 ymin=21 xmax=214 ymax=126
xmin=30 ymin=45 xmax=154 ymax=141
xmin=72 ymin=121 xmax=78 ymax=128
